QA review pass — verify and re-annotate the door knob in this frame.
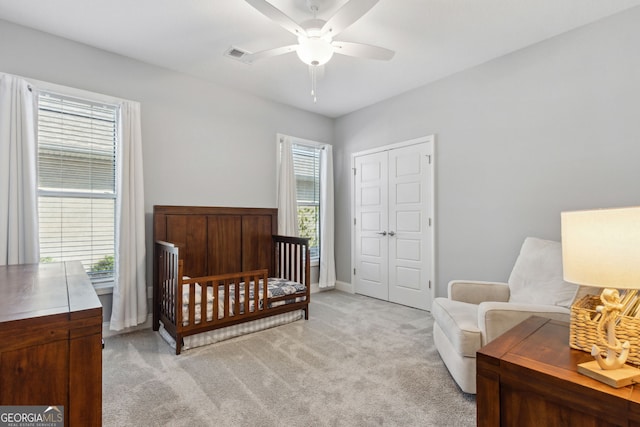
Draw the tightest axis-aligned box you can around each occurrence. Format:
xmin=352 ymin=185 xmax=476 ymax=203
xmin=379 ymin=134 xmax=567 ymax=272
xmin=388 ymin=231 xmax=396 ymax=236
xmin=377 ymin=231 xmax=387 ymax=236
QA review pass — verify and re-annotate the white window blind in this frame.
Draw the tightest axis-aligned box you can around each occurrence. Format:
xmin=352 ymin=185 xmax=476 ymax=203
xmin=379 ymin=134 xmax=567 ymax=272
xmin=292 ymin=143 xmax=320 ymax=259
xmin=37 ymin=92 xmax=118 ymax=282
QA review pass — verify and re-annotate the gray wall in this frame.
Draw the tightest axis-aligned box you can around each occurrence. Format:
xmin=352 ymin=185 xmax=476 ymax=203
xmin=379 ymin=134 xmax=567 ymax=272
xmin=0 ymin=20 xmax=333 ymax=210
xmin=0 ymin=19 xmax=333 ymax=322
xmin=2 ymin=5 xmax=640 ymax=315
xmin=334 ymin=6 xmax=640 ymax=298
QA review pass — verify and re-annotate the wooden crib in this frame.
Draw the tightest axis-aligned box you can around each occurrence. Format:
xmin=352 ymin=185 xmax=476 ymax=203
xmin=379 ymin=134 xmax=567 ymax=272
xmin=152 ymin=206 xmax=310 ymax=354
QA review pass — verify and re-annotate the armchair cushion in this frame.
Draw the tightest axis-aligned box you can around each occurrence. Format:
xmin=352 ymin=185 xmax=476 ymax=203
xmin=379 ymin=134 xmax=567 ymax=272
xmin=431 ymin=298 xmax=481 ymax=358
xmin=507 ymin=237 xmax=578 ymax=308
xmin=448 ymin=280 xmax=510 ymax=304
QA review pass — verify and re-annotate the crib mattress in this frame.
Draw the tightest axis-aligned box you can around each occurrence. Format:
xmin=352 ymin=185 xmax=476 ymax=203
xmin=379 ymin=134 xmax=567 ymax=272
xmin=181 ymin=277 xmax=306 ymax=326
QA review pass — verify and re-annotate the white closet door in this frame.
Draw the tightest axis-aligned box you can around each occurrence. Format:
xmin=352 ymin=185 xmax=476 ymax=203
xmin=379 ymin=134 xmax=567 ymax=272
xmin=388 ymin=143 xmax=431 ymax=310
xmin=354 ymin=151 xmax=389 ymax=301
xmin=353 ymin=139 xmax=433 ymax=311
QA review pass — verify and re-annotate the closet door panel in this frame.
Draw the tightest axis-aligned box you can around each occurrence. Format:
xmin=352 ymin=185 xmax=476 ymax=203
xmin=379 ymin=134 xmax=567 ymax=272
xmin=388 ymin=143 xmax=431 ymax=310
xmin=354 ymin=151 xmax=389 ymax=301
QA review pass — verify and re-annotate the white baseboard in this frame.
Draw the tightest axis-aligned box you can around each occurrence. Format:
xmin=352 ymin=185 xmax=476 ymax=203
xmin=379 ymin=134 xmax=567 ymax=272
xmin=311 ymin=281 xmax=355 ymax=294
xmin=103 ymin=313 xmax=153 ymax=338
xmin=335 ymin=280 xmax=354 ymax=294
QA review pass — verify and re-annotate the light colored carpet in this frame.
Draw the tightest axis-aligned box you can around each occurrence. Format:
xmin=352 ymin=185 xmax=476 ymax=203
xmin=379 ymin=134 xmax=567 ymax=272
xmin=103 ymin=290 xmax=476 ymax=426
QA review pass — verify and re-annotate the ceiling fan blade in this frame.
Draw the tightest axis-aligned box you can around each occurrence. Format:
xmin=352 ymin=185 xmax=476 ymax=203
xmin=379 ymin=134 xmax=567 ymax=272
xmin=245 ymin=0 xmax=305 ymax=37
xmin=243 ymin=45 xmax=298 ymax=63
xmin=332 ymin=41 xmax=394 ymax=60
xmin=321 ymin=0 xmax=379 ymax=38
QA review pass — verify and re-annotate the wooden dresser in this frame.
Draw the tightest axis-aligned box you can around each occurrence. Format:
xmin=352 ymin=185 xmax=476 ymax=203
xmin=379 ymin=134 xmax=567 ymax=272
xmin=0 ymin=262 xmax=102 ymax=427
xmin=477 ymin=316 xmax=640 ymax=427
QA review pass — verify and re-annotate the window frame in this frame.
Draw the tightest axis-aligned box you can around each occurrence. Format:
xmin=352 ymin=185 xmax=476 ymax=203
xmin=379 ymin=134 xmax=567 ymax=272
xmin=278 ymin=134 xmax=327 ymax=265
xmin=35 ymin=82 xmax=123 ymax=292
xmin=292 ymin=143 xmax=321 ymax=262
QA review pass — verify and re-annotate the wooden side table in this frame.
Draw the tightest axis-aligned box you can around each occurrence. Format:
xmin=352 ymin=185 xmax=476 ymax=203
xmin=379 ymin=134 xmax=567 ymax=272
xmin=477 ymin=316 xmax=640 ymax=427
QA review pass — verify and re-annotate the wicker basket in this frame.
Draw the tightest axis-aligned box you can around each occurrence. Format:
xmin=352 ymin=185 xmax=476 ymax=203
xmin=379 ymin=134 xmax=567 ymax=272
xmin=570 ymin=294 xmax=640 ymax=367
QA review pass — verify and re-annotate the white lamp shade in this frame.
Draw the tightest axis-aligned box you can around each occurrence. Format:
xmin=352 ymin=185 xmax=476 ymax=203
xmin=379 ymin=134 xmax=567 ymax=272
xmin=561 ymin=206 xmax=640 ymax=289
xmin=296 ymin=37 xmax=334 ymax=66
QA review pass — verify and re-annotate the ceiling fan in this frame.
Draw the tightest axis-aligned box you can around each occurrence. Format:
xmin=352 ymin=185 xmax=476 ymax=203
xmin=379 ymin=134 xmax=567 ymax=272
xmin=240 ymin=0 xmax=395 ymax=102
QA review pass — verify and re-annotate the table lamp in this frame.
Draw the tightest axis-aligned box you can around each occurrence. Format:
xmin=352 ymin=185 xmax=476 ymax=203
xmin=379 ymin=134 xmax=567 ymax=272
xmin=561 ymin=206 xmax=640 ymax=387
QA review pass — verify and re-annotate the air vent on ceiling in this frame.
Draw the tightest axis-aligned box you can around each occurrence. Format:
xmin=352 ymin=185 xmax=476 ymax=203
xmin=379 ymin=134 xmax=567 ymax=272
xmin=224 ymin=46 xmax=252 ymax=64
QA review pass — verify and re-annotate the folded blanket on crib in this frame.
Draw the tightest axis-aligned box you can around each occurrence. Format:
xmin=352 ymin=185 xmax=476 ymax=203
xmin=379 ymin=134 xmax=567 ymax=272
xmin=181 ymin=277 xmax=306 ymax=326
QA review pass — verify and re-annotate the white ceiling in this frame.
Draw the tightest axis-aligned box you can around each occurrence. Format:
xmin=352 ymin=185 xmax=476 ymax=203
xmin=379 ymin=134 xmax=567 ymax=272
xmin=1 ymin=0 xmax=639 ymax=118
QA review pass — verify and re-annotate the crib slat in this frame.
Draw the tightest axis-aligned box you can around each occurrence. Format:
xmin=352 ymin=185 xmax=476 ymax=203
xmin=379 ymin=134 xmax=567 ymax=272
xmin=289 ymin=242 xmax=294 ymax=283
xmin=176 ymin=260 xmax=184 ymax=327
xmin=167 ymin=254 xmax=172 ymax=323
xmin=242 ymin=279 xmax=246 ymax=315
xmin=262 ymin=271 xmax=268 ymax=310
xmin=233 ymin=280 xmax=240 ymax=316
xmin=162 ymin=250 xmax=168 ymax=321
xmin=202 ymin=282 xmax=209 ymax=323
xmin=256 ymin=273 xmax=262 ymax=312
xmin=188 ymin=281 xmax=195 ymax=326
xmin=296 ymin=244 xmax=300 ymax=282
xmin=165 ymin=254 xmax=170 ymax=322
xmin=212 ymin=279 xmax=218 ymax=322
xmin=225 ymin=279 xmax=231 ymax=318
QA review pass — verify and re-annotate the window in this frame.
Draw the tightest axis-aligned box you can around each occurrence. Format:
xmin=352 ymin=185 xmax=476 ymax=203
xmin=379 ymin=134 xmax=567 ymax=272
xmin=292 ymin=143 xmax=321 ymax=260
xmin=37 ymin=91 xmax=118 ymax=283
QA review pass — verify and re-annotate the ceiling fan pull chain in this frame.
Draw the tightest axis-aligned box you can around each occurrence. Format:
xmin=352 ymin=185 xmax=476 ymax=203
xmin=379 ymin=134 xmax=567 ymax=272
xmin=310 ymin=65 xmax=318 ymax=103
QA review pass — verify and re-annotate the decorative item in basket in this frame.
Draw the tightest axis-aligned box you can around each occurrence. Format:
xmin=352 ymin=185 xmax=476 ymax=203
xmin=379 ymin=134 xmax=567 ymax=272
xmin=570 ymin=293 xmax=640 ymax=368
xmin=562 ymin=206 xmax=640 ymax=388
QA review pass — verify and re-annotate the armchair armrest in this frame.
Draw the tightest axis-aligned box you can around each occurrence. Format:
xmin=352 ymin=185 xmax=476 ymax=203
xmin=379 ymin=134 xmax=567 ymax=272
xmin=477 ymin=301 xmax=570 ymax=344
xmin=448 ymin=280 xmax=510 ymax=304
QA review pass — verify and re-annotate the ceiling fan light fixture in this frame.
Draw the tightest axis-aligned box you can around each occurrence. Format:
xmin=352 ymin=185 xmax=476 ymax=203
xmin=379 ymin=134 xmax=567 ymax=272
xmin=243 ymin=0 xmax=394 ymax=104
xmin=296 ymin=36 xmax=334 ymax=66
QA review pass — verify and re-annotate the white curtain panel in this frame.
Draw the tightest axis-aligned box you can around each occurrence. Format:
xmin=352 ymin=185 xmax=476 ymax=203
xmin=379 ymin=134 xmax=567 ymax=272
xmin=277 ymin=136 xmax=299 ymax=236
xmin=0 ymin=74 xmax=39 ymax=266
xmin=110 ymin=101 xmax=147 ymax=330
xmin=319 ymin=145 xmax=336 ymax=288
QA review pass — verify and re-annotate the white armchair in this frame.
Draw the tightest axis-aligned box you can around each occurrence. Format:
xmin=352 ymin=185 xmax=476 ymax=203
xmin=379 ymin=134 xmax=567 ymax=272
xmin=432 ymin=237 xmax=583 ymax=394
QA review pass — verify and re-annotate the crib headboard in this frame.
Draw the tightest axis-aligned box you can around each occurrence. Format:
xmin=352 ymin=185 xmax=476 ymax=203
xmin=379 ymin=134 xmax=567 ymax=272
xmin=153 ymin=206 xmax=278 ymax=277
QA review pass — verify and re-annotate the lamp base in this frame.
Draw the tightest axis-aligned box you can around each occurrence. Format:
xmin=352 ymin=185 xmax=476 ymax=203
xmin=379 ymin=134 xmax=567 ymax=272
xmin=577 ymin=360 xmax=640 ymax=388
